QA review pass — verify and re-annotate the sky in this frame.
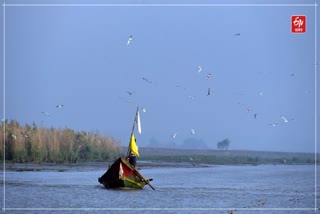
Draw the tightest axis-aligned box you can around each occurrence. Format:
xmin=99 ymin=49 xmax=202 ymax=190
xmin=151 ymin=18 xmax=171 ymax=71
xmin=1 ymin=0 xmax=319 ymax=152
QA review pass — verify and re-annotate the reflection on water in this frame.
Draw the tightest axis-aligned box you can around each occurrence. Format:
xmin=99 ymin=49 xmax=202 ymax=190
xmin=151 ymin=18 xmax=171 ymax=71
xmin=0 ymin=164 xmax=318 ymax=213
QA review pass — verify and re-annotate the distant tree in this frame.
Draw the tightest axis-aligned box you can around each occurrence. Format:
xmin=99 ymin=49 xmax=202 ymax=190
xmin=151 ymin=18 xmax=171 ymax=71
xmin=217 ymin=139 xmax=230 ymax=150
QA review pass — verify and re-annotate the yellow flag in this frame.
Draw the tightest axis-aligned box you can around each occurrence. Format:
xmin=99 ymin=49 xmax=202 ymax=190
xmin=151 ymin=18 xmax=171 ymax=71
xmin=129 ymin=132 xmax=139 ymax=157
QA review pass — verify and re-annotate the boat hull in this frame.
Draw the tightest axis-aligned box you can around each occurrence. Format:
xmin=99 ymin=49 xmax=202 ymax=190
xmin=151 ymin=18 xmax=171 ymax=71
xmin=98 ymin=157 xmax=147 ymax=190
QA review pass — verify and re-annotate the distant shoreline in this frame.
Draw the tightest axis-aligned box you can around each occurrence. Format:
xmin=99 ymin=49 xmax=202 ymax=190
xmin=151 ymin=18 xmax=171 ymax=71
xmin=138 ymin=147 xmax=318 ymax=165
xmin=2 ymin=159 xmax=317 ymax=173
xmin=2 ymin=147 xmax=318 ymax=172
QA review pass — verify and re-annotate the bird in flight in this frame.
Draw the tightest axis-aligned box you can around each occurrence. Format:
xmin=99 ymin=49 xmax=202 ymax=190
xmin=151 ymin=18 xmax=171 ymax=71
xmin=142 ymin=77 xmax=152 ymax=83
xmin=172 ymin=132 xmax=177 ymax=139
xmin=190 ymin=129 xmax=196 ymax=134
xmin=126 ymin=91 xmax=135 ymax=96
xmin=268 ymin=123 xmax=278 ymax=127
xmin=281 ymin=116 xmax=294 ymax=123
xmin=198 ymin=66 xmax=202 ymax=73
xmin=207 ymin=73 xmax=212 ymax=80
xmin=41 ymin=112 xmax=50 ymax=117
xmin=281 ymin=116 xmax=289 ymax=123
xmin=207 ymin=88 xmax=211 ymax=96
xmin=142 ymin=107 xmax=146 ymax=113
xmin=56 ymin=105 xmax=64 ymax=108
xmin=246 ymin=107 xmax=252 ymax=113
xmin=127 ymin=35 xmax=133 ymax=46
xmin=234 ymin=33 xmax=240 ymax=36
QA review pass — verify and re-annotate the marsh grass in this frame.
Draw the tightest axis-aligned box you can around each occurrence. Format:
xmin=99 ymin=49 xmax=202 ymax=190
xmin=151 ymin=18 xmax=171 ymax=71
xmin=1 ymin=120 xmax=122 ymax=163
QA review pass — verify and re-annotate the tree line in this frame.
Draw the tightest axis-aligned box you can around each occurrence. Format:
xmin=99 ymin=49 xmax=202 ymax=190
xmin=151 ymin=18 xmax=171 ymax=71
xmin=0 ymin=120 xmax=122 ymax=163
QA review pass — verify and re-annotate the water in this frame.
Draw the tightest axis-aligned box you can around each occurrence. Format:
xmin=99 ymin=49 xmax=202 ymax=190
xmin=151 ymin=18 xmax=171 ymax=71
xmin=1 ymin=164 xmax=318 ymax=213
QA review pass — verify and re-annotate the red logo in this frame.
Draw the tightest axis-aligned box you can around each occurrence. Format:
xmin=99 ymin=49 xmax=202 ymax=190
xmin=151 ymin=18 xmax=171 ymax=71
xmin=291 ymin=15 xmax=306 ymax=33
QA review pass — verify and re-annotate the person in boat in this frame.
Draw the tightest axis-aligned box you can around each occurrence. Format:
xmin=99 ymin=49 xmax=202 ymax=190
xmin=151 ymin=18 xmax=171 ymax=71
xmin=128 ymin=152 xmax=137 ymax=168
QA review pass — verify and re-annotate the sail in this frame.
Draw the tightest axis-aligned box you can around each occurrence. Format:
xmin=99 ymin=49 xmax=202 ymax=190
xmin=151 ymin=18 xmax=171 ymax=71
xmin=129 ymin=132 xmax=140 ymax=157
xmin=136 ymin=110 xmax=142 ymax=134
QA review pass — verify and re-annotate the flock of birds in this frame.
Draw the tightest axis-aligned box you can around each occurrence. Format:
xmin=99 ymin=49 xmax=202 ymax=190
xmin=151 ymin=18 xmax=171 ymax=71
xmin=7 ymin=32 xmax=297 ymax=145
xmin=123 ymin=34 xmax=222 ymax=139
xmin=237 ymin=99 xmax=295 ymax=127
xmin=8 ymin=104 xmax=65 ymax=140
xmin=123 ymin=33 xmax=296 ymax=142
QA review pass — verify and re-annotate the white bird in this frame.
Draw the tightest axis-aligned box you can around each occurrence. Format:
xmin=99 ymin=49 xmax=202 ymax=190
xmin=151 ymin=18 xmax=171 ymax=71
xmin=198 ymin=66 xmax=202 ymax=73
xmin=190 ymin=129 xmax=195 ymax=134
xmin=281 ymin=116 xmax=289 ymax=123
xmin=21 ymin=132 xmax=29 ymax=138
xmin=269 ymin=123 xmax=278 ymax=127
xmin=142 ymin=107 xmax=146 ymax=113
xmin=56 ymin=105 xmax=64 ymax=108
xmin=11 ymin=134 xmax=17 ymax=140
xmin=207 ymin=73 xmax=212 ymax=80
xmin=127 ymin=35 xmax=133 ymax=46
xmin=172 ymin=132 xmax=177 ymax=139
xmin=41 ymin=112 xmax=50 ymax=117
xmin=282 ymin=116 xmax=294 ymax=123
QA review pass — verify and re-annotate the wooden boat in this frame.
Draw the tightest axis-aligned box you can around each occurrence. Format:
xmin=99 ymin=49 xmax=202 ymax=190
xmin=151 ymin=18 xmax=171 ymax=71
xmin=98 ymin=157 xmax=153 ymax=189
xmin=98 ymin=107 xmax=155 ymax=190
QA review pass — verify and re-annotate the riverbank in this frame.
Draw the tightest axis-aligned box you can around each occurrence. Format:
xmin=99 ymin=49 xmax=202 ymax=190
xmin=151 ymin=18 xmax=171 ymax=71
xmin=138 ymin=147 xmax=319 ymax=165
xmin=2 ymin=160 xmax=207 ymax=172
xmin=2 ymin=147 xmax=318 ymax=172
xmin=0 ymin=150 xmax=319 ymax=172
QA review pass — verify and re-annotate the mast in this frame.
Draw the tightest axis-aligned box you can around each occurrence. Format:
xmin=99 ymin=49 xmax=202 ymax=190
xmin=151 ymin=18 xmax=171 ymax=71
xmin=126 ymin=107 xmax=139 ymax=158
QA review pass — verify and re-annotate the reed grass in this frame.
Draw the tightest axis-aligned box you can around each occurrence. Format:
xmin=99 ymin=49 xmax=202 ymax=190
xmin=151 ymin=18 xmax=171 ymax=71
xmin=0 ymin=120 xmax=122 ymax=163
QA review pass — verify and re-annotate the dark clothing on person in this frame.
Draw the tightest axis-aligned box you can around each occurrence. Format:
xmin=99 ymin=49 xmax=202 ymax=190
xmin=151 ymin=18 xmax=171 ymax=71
xmin=129 ymin=154 xmax=137 ymax=167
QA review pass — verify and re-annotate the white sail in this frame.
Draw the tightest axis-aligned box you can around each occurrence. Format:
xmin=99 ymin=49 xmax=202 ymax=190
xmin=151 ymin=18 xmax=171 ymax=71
xmin=136 ymin=110 xmax=142 ymax=134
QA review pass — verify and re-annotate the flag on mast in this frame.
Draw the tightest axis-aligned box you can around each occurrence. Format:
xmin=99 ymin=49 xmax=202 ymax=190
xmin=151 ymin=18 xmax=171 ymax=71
xmin=136 ymin=110 xmax=142 ymax=134
xmin=129 ymin=132 xmax=139 ymax=157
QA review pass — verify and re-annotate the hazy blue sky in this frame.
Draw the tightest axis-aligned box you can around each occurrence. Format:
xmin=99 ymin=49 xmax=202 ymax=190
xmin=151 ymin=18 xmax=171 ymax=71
xmin=1 ymin=1 xmax=319 ymax=152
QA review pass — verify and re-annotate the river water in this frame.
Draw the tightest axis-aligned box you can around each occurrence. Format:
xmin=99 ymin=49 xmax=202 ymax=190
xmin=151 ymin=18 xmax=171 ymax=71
xmin=0 ymin=163 xmax=318 ymax=213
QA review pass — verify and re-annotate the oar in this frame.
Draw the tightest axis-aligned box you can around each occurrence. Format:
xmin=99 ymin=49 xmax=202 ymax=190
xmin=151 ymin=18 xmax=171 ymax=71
xmin=133 ymin=167 xmax=155 ymax=190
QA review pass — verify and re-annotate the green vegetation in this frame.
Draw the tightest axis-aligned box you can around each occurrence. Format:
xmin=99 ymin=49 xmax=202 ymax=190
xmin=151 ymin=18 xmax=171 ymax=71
xmin=1 ymin=120 xmax=122 ymax=163
xmin=138 ymin=147 xmax=318 ymax=165
xmin=140 ymin=155 xmax=317 ymax=165
xmin=1 ymin=120 xmax=317 ymax=165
